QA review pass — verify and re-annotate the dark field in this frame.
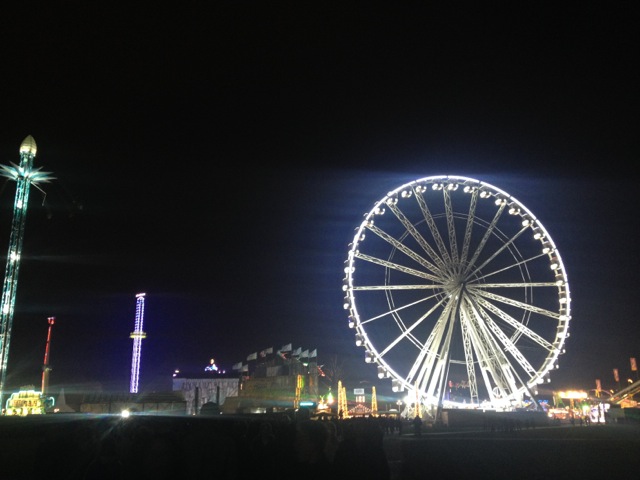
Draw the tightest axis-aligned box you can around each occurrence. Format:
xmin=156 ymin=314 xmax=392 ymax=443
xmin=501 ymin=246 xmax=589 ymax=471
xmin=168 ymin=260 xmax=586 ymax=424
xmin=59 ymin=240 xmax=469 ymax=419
xmin=1 ymin=414 xmax=638 ymax=479
xmin=385 ymin=423 xmax=640 ymax=479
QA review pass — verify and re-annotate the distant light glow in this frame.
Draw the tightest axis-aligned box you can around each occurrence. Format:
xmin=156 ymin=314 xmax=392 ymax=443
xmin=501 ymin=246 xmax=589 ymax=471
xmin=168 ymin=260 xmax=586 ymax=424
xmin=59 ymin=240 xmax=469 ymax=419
xmin=557 ymin=390 xmax=588 ymax=399
xmin=205 ymin=358 xmax=219 ymax=371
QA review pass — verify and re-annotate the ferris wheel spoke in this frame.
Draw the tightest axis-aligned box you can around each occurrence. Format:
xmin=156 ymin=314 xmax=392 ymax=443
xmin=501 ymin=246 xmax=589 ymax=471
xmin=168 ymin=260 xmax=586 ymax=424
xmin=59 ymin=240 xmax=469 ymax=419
xmin=460 ymin=306 xmax=508 ymax=403
xmin=417 ymin=308 xmax=456 ymax=401
xmin=472 ymin=288 xmax=560 ymax=320
xmin=469 ymin=304 xmax=543 ymax=400
xmin=414 ymin=187 xmax=453 ymax=265
xmin=461 ymin=304 xmax=519 ymax=401
xmin=407 ymin=299 xmax=456 ymax=389
xmin=466 ymin=223 xmax=531 ymax=280
xmin=442 ymin=188 xmax=460 ymax=265
xmin=378 ymin=296 xmax=448 ymax=360
xmin=470 ymin=300 xmax=538 ymax=377
xmin=469 ymin=251 xmax=551 ymax=283
xmin=355 ymin=250 xmax=443 ymax=283
xmin=357 ymin=291 xmax=442 ymax=326
xmin=474 ymin=282 xmax=557 ymax=288
xmin=375 ymin=298 xmax=443 ymax=351
xmin=459 ymin=187 xmax=479 ymax=269
xmin=367 ymin=223 xmax=445 ymax=276
xmin=460 ymin=319 xmax=480 ymax=404
xmin=463 ymin=201 xmax=507 ymax=277
xmin=385 ymin=201 xmax=448 ymax=275
xmin=473 ymin=297 xmax=556 ymax=352
xmin=352 ymin=284 xmax=445 ymax=291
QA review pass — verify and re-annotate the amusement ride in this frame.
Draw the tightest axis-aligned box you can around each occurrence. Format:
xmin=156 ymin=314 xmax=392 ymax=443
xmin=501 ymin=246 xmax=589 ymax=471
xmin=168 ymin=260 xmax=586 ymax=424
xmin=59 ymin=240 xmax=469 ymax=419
xmin=343 ymin=175 xmax=571 ymax=420
xmin=0 ymin=136 xmax=54 ymax=404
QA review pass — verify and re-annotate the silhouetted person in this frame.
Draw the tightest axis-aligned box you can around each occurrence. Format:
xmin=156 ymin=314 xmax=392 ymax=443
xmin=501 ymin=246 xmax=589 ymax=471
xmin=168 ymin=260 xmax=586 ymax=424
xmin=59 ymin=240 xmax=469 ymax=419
xmin=295 ymin=419 xmax=334 ymax=478
xmin=333 ymin=417 xmax=391 ymax=479
xmin=413 ymin=414 xmax=422 ymax=436
xmin=247 ymin=419 xmax=282 ymax=475
xmin=323 ymin=419 xmax=340 ymax=463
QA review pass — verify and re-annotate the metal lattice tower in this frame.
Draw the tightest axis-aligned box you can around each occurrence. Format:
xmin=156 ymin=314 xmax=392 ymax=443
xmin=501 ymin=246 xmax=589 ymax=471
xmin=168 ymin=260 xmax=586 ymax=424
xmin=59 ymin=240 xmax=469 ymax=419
xmin=41 ymin=317 xmax=55 ymax=395
xmin=129 ymin=293 xmax=147 ymax=393
xmin=0 ymin=136 xmax=54 ymax=402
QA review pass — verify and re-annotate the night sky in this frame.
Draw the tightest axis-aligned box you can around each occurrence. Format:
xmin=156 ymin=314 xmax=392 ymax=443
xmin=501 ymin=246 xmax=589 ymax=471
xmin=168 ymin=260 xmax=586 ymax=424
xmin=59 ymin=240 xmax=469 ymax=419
xmin=0 ymin=4 xmax=638 ymax=399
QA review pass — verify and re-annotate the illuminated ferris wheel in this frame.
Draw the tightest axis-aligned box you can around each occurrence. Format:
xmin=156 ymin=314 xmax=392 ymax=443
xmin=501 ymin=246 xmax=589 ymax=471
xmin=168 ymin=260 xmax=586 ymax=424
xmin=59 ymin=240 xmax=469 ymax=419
xmin=342 ymin=175 xmax=571 ymax=415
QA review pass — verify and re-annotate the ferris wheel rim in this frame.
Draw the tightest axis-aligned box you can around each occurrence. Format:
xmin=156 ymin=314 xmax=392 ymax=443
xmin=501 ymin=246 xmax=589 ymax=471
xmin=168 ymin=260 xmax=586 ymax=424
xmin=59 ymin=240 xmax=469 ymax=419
xmin=343 ymin=175 xmax=571 ymax=411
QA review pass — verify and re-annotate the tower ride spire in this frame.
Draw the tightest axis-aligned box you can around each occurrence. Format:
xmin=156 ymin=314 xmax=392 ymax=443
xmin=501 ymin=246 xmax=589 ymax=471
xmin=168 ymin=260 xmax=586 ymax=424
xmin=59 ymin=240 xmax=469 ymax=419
xmin=0 ymin=136 xmax=54 ymax=402
xmin=129 ymin=293 xmax=147 ymax=393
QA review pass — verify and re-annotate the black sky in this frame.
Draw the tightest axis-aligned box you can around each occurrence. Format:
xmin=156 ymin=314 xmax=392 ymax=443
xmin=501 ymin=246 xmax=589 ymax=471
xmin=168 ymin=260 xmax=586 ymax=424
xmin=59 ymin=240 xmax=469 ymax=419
xmin=0 ymin=4 xmax=638 ymax=397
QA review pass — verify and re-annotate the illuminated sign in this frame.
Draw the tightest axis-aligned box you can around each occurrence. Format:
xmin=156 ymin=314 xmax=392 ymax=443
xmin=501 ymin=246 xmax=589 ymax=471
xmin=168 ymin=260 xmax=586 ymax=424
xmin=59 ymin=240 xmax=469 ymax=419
xmin=557 ymin=390 xmax=587 ymax=399
xmin=4 ymin=387 xmax=54 ymax=416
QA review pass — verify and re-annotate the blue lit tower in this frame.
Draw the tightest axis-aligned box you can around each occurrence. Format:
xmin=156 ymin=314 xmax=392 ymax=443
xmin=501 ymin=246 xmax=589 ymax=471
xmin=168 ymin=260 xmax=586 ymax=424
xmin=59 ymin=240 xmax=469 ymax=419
xmin=129 ymin=293 xmax=147 ymax=393
xmin=0 ymin=136 xmax=54 ymax=402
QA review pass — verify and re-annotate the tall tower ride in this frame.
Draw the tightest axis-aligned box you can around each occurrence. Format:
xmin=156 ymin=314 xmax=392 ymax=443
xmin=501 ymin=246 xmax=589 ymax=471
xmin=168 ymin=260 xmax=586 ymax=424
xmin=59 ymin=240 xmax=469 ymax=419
xmin=129 ymin=293 xmax=147 ymax=393
xmin=0 ymin=136 xmax=54 ymax=402
xmin=41 ymin=317 xmax=55 ymax=394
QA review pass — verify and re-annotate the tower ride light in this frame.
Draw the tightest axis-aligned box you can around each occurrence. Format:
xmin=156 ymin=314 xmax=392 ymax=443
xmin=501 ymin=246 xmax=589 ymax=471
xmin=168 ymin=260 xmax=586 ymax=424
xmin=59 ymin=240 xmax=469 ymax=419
xmin=129 ymin=293 xmax=147 ymax=393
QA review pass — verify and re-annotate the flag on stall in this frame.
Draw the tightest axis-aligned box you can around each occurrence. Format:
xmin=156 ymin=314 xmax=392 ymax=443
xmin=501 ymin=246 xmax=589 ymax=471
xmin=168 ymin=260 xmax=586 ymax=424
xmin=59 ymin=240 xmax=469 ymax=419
xmin=241 ymin=364 xmax=249 ymax=372
xmin=309 ymin=349 xmax=317 ymax=358
xmin=292 ymin=347 xmax=302 ymax=357
xmin=247 ymin=352 xmax=258 ymax=361
xmin=232 ymin=362 xmax=243 ymax=370
xmin=260 ymin=347 xmax=273 ymax=358
xmin=280 ymin=343 xmax=292 ymax=352
xmin=301 ymin=349 xmax=309 ymax=358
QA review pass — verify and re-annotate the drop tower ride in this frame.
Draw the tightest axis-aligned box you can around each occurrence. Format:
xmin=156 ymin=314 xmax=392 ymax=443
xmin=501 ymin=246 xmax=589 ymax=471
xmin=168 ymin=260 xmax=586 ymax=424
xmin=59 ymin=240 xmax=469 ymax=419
xmin=0 ymin=136 xmax=54 ymax=402
xmin=129 ymin=293 xmax=147 ymax=393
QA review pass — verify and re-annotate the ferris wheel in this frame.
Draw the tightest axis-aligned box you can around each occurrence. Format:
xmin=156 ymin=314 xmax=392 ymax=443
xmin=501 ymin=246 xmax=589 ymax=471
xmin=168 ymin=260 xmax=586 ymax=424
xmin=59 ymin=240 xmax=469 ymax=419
xmin=342 ymin=175 xmax=571 ymax=413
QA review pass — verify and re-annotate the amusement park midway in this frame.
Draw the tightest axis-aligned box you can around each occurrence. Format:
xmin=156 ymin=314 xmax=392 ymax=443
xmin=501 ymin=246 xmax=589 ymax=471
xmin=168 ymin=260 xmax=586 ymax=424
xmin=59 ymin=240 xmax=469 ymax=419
xmin=0 ymin=4 xmax=638 ymax=403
